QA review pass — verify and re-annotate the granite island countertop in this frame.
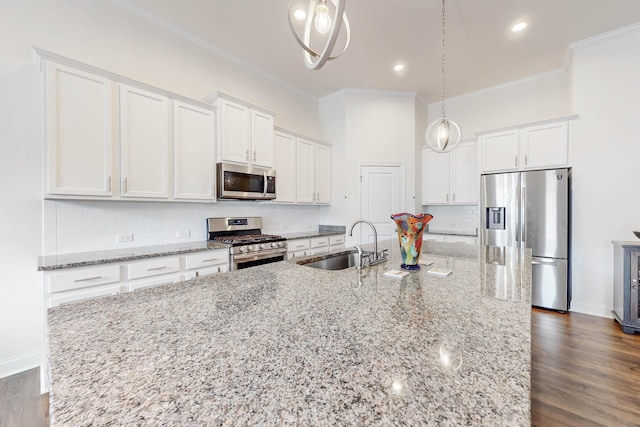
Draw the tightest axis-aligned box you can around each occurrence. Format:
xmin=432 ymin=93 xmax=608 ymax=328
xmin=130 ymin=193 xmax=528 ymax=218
xmin=47 ymin=241 xmax=531 ymax=426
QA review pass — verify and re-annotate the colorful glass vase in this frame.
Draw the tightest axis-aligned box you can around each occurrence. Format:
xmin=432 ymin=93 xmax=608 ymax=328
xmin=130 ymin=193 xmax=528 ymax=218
xmin=391 ymin=213 xmax=434 ymax=270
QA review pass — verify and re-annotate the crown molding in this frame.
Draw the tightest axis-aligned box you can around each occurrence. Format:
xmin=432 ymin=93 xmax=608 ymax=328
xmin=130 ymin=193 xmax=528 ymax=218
xmin=569 ymin=22 xmax=640 ymax=50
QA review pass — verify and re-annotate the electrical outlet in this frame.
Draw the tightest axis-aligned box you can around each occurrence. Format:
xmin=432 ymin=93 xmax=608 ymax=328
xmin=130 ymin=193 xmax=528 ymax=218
xmin=117 ymin=233 xmax=133 ymax=243
xmin=177 ymin=230 xmax=190 ymax=238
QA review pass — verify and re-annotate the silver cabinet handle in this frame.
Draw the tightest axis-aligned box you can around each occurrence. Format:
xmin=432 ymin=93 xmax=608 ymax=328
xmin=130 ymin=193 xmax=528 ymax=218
xmin=525 ymin=155 xmax=528 ymax=166
xmin=515 ymin=156 xmax=518 ymax=167
xmin=147 ymin=266 xmax=168 ymax=271
xmin=74 ymin=276 xmax=102 ymax=283
xmin=107 ymin=176 xmax=111 ymax=192
xmin=123 ymin=177 xmax=128 ymax=193
xmin=253 ymin=151 xmax=256 ymax=162
xmin=453 ymin=193 xmax=456 ymax=202
xmin=245 ymin=149 xmax=249 ymax=160
xmin=202 ymin=258 xmax=219 ymax=263
xmin=446 ymin=193 xmax=449 ymax=202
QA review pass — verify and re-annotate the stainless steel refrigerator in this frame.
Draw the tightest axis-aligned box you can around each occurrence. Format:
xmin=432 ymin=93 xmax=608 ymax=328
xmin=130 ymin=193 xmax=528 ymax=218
xmin=481 ymin=168 xmax=570 ymax=311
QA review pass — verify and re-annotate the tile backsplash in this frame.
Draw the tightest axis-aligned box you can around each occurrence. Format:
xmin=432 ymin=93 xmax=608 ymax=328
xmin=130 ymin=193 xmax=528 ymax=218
xmin=43 ymin=200 xmax=328 ymax=255
xmin=422 ymin=204 xmax=479 ymax=234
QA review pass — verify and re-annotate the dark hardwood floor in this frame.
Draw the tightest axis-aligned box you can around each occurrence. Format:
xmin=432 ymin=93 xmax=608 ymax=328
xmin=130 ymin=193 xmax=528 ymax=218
xmin=1 ymin=309 xmax=639 ymax=426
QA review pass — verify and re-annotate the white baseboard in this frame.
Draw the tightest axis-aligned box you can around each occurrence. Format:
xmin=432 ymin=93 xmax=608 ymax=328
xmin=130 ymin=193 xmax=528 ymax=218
xmin=0 ymin=351 xmax=42 ymax=379
xmin=569 ymin=301 xmax=613 ymax=318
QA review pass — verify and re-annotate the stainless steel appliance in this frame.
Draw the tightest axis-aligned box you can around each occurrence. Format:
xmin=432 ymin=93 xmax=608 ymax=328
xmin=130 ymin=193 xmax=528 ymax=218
xmin=481 ymin=168 xmax=570 ymax=311
xmin=216 ymin=163 xmax=276 ymax=200
xmin=207 ymin=217 xmax=287 ymax=270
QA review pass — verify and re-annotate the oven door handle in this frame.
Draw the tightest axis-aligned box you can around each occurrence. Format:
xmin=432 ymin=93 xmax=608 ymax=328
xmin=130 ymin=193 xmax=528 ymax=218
xmin=233 ymin=247 xmax=287 ymax=261
xmin=262 ymin=171 xmax=267 ymax=198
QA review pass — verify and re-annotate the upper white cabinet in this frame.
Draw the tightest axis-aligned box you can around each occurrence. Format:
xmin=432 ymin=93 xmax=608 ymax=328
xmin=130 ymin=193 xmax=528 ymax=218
xmin=274 ymin=128 xmax=331 ymax=205
xmin=173 ymin=101 xmax=216 ymax=201
xmin=479 ymin=116 xmax=575 ymax=173
xmin=44 ymin=62 xmax=114 ymax=197
xmin=40 ymin=54 xmax=218 ymax=203
xmin=422 ymin=141 xmax=478 ymax=205
xmin=273 ymin=131 xmax=296 ymax=203
xmin=119 ymin=85 xmax=170 ymax=199
xmin=211 ymin=94 xmax=275 ymax=168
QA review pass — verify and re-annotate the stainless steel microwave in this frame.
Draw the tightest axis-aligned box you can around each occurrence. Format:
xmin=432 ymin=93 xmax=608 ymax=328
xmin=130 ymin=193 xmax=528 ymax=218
xmin=216 ymin=163 xmax=276 ymax=200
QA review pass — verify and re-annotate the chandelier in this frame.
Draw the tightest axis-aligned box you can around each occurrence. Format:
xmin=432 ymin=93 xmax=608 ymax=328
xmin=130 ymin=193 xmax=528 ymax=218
xmin=287 ymin=0 xmax=351 ymax=70
xmin=426 ymin=0 xmax=461 ymax=153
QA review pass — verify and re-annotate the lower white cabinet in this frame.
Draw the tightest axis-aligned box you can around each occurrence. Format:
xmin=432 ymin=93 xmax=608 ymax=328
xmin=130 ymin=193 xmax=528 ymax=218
xmin=45 ymin=264 xmax=122 ymax=308
xmin=329 ymin=234 xmax=345 ymax=251
xmin=182 ymin=250 xmax=229 ymax=279
xmin=287 ymin=238 xmax=311 ymax=259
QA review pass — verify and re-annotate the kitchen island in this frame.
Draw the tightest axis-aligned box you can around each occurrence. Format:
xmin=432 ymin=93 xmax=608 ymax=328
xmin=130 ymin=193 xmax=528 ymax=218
xmin=47 ymin=242 xmax=531 ymax=426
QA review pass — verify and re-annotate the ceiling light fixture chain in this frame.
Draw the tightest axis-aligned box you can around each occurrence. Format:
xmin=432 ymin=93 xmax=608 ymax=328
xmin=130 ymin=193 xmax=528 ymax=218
xmin=426 ymin=0 xmax=461 ymax=153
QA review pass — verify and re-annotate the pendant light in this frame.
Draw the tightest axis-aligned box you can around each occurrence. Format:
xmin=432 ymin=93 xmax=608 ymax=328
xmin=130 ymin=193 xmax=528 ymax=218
xmin=288 ymin=0 xmax=351 ymax=70
xmin=426 ymin=0 xmax=461 ymax=153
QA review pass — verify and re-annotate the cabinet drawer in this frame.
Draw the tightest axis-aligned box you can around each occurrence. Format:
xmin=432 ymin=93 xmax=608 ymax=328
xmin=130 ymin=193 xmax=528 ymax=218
xmin=288 ymin=250 xmax=311 ymax=259
xmin=329 ymin=234 xmax=345 ymax=245
xmin=48 ymin=265 xmax=121 ymax=293
xmin=183 ymin=250 xmax=228 ymax=270
xmin=192 ymin=264 xmax=229 ymax=278
xmin=310 ymin=247 xmax=330 ymax=255
xmin=48 ymin=284 xmax=120 ymax=308
xmin=288 ymin=239 xmax=310 ymax=252
xmin=125 ymin=256 xmax=180 ymax=280
xmin=124 ymin=273 xmax=182 ymax=292
xmin=310 ymin=237 xmax=329 ymax=248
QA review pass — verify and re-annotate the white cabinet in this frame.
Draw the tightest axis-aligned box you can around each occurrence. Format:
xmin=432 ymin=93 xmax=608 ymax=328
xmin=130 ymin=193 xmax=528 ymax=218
xmin=422 ymin=141 xmax=478 ymax=205
xmin=314 ymin=144 xmax=331 ymax=204
xmin=296 ymin=138 xmax=332 ymax=205
xmin=425 ymin=233 xmax=446 ymax=243
xmin=182 ymin=250 xmax=229 ymax=280
xmin=44 ymin=61 xmax=114 ymax=197
xmin=287 ymin=234 xmax=345 ymax=259
xmin=173 ymin=101 xmax=216 ymax=201
xmin=273 ymin=131 xmax=296 ymax=203
xmin=212 ymin=94 xmax=274 ymax=167
xmin=119 ymin=85 xmax=170 ymax=199
xmin=479 ymin=116 xmax=575 ymax=173
xmin=329 ymin=234 xmax=345 ymax=251
xmin=45 ymin=264 xmax=122 ymax=308
xmin=287 ymin=238 xmax=312 ymax=259
xmin=444 ymin=235 xmax=477 ymax=244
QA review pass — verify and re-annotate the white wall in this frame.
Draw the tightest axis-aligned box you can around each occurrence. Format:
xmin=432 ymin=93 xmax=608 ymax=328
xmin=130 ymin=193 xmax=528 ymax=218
xmin=570 ymin=27 xmax=640 ymax=316
xmin=319 ymin=90 xmax=418 ymax=246
xmin=0 ymin=66 xmax=43 ymax=377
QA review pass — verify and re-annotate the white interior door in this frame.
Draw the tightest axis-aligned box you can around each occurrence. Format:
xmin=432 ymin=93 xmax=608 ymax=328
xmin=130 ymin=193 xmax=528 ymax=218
xmin=359 ymin=165 xmax=404 ymax=245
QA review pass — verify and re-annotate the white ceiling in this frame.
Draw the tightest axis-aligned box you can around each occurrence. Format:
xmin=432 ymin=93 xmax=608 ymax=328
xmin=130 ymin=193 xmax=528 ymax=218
xmin=114 ymin=0 xmax=640 ymax=102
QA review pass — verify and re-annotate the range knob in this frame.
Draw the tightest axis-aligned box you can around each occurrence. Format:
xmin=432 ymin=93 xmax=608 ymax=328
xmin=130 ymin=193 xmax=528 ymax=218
xmin=259 ymin=244 xmax=265 ymax=249
xmin=270 ymin=242 xmax=278 ymax=248
xmin=238 ymin=246 xmax=247 ymax=253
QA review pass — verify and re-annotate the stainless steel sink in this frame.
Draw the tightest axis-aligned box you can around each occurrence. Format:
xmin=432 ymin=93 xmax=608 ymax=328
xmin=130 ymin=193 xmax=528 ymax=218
xmin=297 ymin=251 xmax=360 ymax=270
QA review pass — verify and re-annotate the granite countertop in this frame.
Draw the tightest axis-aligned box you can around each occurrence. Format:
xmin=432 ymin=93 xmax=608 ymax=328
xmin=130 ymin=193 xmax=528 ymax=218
xmin=38 ymin=241 xmax=230 ymax=271
xmin=47 ymin=241 xmax=531 ymax=426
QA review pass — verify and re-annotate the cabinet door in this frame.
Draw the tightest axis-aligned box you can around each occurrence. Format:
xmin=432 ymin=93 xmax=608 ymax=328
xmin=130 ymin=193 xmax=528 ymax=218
xmin=296 ymin=138 xmax=315 ymax=203
xmin=520 ymin=121 xmax=569 ymax=169
xmin=451 ymin=142 xmax=478 ymax=204
xmin=45 ymin=62 xmax=114 ymax=197
xmin=251 ymin=110 xmax=274 ymax=167
xmin=480 ymin=130 xmax=519 ymax=173
xmin=217 ymin=99 xmax=251 ymax=164
xmin=422 ymin=148 xmax=450 ymax=204
xmin=273 ymin=131 xmax=296 ymax=203
xmin=315 ymin=144 xmax=331 ymax=204
xmin=119 ymin=85 xmax=170 ymax=198
xmin=173 ymin=101 xmax=216 ymax=201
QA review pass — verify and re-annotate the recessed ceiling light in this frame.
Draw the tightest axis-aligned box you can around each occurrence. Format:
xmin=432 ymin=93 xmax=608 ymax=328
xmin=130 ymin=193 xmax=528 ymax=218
xmin=512 ymin=22 xmax=527 ymax=32
xmin=393 ymin=64 xmax=405 ymax=72
xmin=293 ymin=9 xmax=306 ymax=20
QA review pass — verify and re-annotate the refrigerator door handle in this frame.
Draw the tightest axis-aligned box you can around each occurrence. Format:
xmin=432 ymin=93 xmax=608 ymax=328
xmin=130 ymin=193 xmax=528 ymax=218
xmin=532 ymin=259 xmax=559 ymax=267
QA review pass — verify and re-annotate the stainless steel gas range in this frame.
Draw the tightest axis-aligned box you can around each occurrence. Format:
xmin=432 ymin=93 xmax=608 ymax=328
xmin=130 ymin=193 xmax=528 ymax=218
xmin=207 ymin=217 xmax=287 ymax=271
